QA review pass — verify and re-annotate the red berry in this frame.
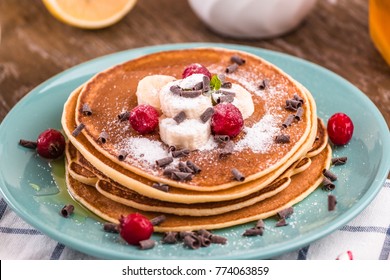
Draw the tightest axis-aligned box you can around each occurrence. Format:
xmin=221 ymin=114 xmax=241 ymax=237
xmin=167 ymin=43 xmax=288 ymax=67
xmin=211 ymin=103 xmax=244 ymax=138
xmin=129 ymin=104 xmax=159 ymax=134
xmin=36 ymin=129 xmax=65 ymax=159
xmin=119 ymin=213 xmax=154 ymax=245
xmin=182 ymin=63 xmax=212 ymax=80
xmin=327 ymin=112 xmax=354 ymax=145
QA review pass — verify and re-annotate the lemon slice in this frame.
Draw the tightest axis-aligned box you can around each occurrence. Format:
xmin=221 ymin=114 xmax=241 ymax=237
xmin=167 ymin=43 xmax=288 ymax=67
xmin=42 ymin=0 xmax=137 ymax=29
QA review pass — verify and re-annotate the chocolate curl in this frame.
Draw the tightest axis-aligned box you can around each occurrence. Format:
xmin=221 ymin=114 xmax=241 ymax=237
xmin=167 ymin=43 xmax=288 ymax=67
xmin=275 ymin=134 xmax=290 ymax=144
xmin=150 ymin=215 xmax=166 ymax=226
xmin=214 ymin=134 xmax=230 ymax=143
xmin=163 ymin=168 xmax=180 ymax=177
xmin=221 ymin=81 xmax=232 ymax=88
xmin=19 ymin=139 xmax=37 ymax=149
xmin=231 ymin=168 xmax=245 ymax=182
xmin=219 ymin=140 xmax=235 ymax=158
xmin=277 ymin=207 xmax=294 ymax=219
xmin=162 ymin=232 xmax=178 ymax=244
xmin=285 ymin=99 xmax=302 ymax=111
xmin=152 ymin=182 xmax=169 ymax=192
xmin=202 ymin=75 xmax=210 ymax=92
xmin=282 ymin=114 xmax=295 ymax=128
xmin=293 ymin=93 xmax=304 ymax=104
xmin=328 ymin=194 xmax=337 ymax=211
xmin=117 ymin=111 xmax=130 ymax=122
xmin=294 ymin=107 xmax=304 ymax=121
xmin=217 ymin=94 xmax=234 ymax=104
xmin=275 ymin=218 xmax=288 ymax=227
xmin=186 ymin=160 xmax=202 ymax=174
xmin=225 ymin=63 xmax=239 ymax=74
xmin=139 ymin=239 xmax=155 ymax=250
xmin=199 ymin=107 xmax=214 ymax=123
xmin=173 ymin=111 xmax=187 ymax=124
xmin=198 ymin=235 xmax=211 ymax=247
xmin=72 ymin=123 xmax=85 ymax=137
xmin=230 ymin=55 xmax=246 ymax=65
xmin=183 ymin=235 xmax=201 ymax=250
xmin=193 ymin=81 xmax=203 ymax=91
xmin=218 ymin=89 xmax=236 ymax=97
xmin=209 ymin=234 xmax=227 ymax=245
xmin=60 ymin=204 xmax=74 ymax=218
xmin=156 ymin=156 xmax=173 ymax=167
xmin=322 ymin=176 xmax=335 ymax=191
xmin=170 ymin=85 xmax=182 ymax=95
xmin=331 ymin=157 xmax=348 ymax=165
xmin=82 ymin=103 xmax=92 ymax=116
xmin=98 ymin=131 xmax=109 ymax=144
xmin=178 ymin=162 xmax=193 ymax=173
xmin=243 ymin=227 xmax=264 ymax=236
xmin=181 ymin=90 xmax=202 ymax=98
xmin=256 ymin=219 xmax=265 ymax=229
xmin=323 ymin=169 xmax=338 ymax=181
xmin=197 ymin=229 xmax=212 ymax=239
xmin=171 ymin=171 xmax=193 ymax=181
xmin=118 ymin=150 xmax=128 ymax=161
xmin=259 ymin=79 xmax=269 ymax=90
xmin=172 ymin=148 xmax=190 ymax=158
xmin=103 ymin=222 xmax=119 ymax=233
xmin=178 ymin=231 xmax=194 ymax=241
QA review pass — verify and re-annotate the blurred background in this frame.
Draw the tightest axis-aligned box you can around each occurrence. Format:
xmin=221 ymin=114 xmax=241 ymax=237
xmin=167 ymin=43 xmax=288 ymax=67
xmin=0 ymin=0 xmax=389 ymax=126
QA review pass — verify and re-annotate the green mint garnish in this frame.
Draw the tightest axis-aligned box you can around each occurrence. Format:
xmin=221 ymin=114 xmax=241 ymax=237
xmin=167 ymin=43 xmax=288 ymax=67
xmin=210 ymin=74 xmax=222 ymax=91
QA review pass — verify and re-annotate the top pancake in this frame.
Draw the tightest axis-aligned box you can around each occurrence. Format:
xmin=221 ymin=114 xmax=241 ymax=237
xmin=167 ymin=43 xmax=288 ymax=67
xmin=74 ymin=47 xmax=316 ymax=189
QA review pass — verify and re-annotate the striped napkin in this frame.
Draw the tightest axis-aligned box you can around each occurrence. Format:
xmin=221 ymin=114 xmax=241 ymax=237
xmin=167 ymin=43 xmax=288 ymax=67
xmin=1 ymin=180 xmax=389 ymax=260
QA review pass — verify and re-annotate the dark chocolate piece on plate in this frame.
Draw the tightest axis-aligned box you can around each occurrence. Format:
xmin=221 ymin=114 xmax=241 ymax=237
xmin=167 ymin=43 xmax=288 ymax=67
xmin=150 ymin=215 xmax=166 ymax=226
xmin=156 ymin=156 xmax=173 ymax=167
xmin=294 ymin=107 xmax=304 ymax=121
xmin=117 ymin=111 xmax=130 ymax=122
xmin=282 ymin=114 xmax=295 ymax=128
xmin=103 ymin=222 xmax=119 ymax=233
xmin=322 ymin=176 xmax=336 ymax=191
xmin=277 ymin=207 xmax=294 ymax=219
xmin=60 ymin=204 xmax=74 ymax=218
xmin=139 ymin=239 xmax=155 ymax=250
xmin=256 ymin=219 xmax=265 ymax=229
xmin=328 ymin=194 xmax=337 ymax=211
xmin=183 ymin=235 xmax=201 ymax=250
xmin=162 ymin=232 xmax=178 ymax=244
xmin=285 ymin=99 xmax=302 ymax=111
xmin=178 ymin=161 xmax=194 ymax=173
xmin=172 ymin=148 xmax=190 ymax=158
xmin=331 ymin=156 xmax=348 ymax=165
xmin=243 ymin=227 xmax=264 ymax=236
xmin=186 ymin=160 xmax=202 ymax=174
xmin=231 ymin=168 xmax=245 ymax=182
xmin=275 ymin=218 xmax=288 ymax=227
xmin=225 ymin=63 xmax=239 ymax=74
xmin=323 ymin=169 xmax=338 ymax=181
xmin=19 ymin=139 xmax=37 ymax=149
xmin=72 ymin=123 xmax=85 ymax=137
xmin=171 ymin=171 xmax=193 ymax=181
xmin=209 ymin=234 xmax=227 ymax=245
xmin=293 ymin=93 xmax=304 ymax=104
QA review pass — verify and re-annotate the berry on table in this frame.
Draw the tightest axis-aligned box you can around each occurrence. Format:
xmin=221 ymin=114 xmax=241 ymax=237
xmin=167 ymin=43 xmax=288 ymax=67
xmin=19 ymin=128 xmax=66 ymax=159
xmin=129 ymin=104 xmax=159 ymax=134
xmin=119 ymin=213 xmax=154 ymax=245
xmin=211 ymin=103 xmax=244 ymax=138
xmin=327 ymin=112 xmax=354 ymax=145
xmin=182 ymin=63 xmax=212 ymax=80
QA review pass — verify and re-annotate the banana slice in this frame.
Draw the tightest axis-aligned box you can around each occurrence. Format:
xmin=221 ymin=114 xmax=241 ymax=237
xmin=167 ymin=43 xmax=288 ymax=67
xmin=231 ymin=83 xmax=254 ymax=119
xmin=159 ymin=116 xmax=211 ymax=150
xmin=136 ymin=75 xmax=176 ymax=110
xmin=159 ymin=74 xmax=212 ymax=118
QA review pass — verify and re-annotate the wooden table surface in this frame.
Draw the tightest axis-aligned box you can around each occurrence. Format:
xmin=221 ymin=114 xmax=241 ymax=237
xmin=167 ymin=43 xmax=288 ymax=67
xmin=1 ymin=0 xmax=389 ymax=128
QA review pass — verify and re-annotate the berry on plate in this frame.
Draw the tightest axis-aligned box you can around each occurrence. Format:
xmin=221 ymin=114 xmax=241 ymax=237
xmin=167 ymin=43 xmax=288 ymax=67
xmin=182 ymin=63 xmax=212 ymax=80
xmin=119 ymin=213 xmax=154 ymax=245
xmin=327 ymin=112 xmax=354 ymax=145
xmin=129 ymin=104 xmax=159 ymax=134
xmin=211 ymin=103 xmax=244 ymax=138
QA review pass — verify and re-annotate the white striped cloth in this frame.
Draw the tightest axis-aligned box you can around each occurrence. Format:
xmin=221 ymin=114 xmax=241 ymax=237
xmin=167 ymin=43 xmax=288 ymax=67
xmin=1 ymin=180 xmax=389 ymax=260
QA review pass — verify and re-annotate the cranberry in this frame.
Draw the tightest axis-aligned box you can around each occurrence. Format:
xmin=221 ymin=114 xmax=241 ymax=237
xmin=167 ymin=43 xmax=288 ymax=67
xmin=36 ymin=129 xmax=66 ymax=159
xmin=129 ymin=104 xmax=159 ymax=134
xmin=211 ymin=103 xmax=244 ymax=138
xmin=327 ymin=112 xmax=354 ymax=145
xmin=182 ymin=63 xmax=212 ymax=80
xmin=119 ymin=213 xmax=154 ymax=245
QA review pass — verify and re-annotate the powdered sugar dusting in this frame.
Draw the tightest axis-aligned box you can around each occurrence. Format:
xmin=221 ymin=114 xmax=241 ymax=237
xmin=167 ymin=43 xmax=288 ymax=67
xmin=235 ymin=113 xmax=280 ymax=153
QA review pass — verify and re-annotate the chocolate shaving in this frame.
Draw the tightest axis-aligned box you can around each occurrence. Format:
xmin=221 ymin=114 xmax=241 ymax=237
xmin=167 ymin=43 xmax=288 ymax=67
xmin=163 ymin=168 xmax=180 ymax=177
xmin=275 ymin=218 xmax=288 ymax=227
xmin=183 ymin=235 xmax=201 ymax=249
xmin=117 ymin=111 xmax=130 ymax=122
xmin=162 ymin=232 xmax=178 ymax=244
xmin=186 ymin=160 xmax=201 ymax=174
xmin=150 ymin=215 xmax=166 ymax=226
xmin=173 ymin=111 xmax=186 ymax=124
xmin=278 ymin=207 xmax=294 ymax=219
xmin=214 ymin=134 xmax=230 ymax=143
xmin=259 ymin=79 xmax=269 ymax=90
xmin=171 ymin=171 xmax=193 ymax=181
xmin=209 ymin=234 xmax=227 ymax=245
xmin=219 ymin=140 xmax=235 ymax=158
xmin=217 ymin=94 xmax=234 ymax=104
xmin=156 ymin=156 xmax=173 ymax=167
xmin=231 ymin=55 xmax=246 ymax=65
xmin=172 ymin=148 xmax=190 ymax=158
xmin=322 ymin=176 xmax=335 ymax=191
xmin=323 ymin=169 xmax=338 ymax=181
xmin=168 ymin=146 xmax=176 ymax=152
xmin=294 ymin=107 xmax=304 ymax=121
xmin=198 ymin=235 xmax=211 ymax=247
xmin=225 ymin=63 xmax=239 ymax=74
xmin=181 ymin=90 xmax=202 ymax=98
xmin=202 ymin=75 xmax=210 ymax=92
xmin=19 ymin=139 xmax=37 ymax=149
xmin=139 ymin=239 xmax=155 ymax=250
xmin=256 ymin=219 xmax=265 ymax=229
xmin=98 ymin=131 xmax=109 ymax=144
xmin=178 ymin=231 xmax=194 ymax=241
xmin=275 ymin=134 xmax=290 ymax=144
xmin=170 ymin=85 xmax=182 ymax=95
xmin=197 ymin=229 xmax=212 ymax=239
xmin=200 ymin=107 xmax=214 ymax=123
xmin=231 ymin=168 xmax=245 ymax=182
xmin=285 ymin=99 xmax=302 ymax=111
xmin=328 ymin=194 xmax=337 ymax=211
xmin=293 ymin=94 xmax=304 ymax=104
xmin=118 ymin=150 xmax=128 ymax=161
xmin=60 ymin=204 xmax=74 ymax=218
xmin=221 ymin=81 xmax=232 ymax=88
xmin=82 ymin=103 xmax=92 ymax=116
xmin=243 ymin=227 xmax=264 ymax=236
xmin=152 ymin=182 xmax=169 ymax=192
xmin=72 ymin=123 xmax=85 ymax=137
xmin=218 ymin=89 xmax=236 ymax=97
xmin=331 ymin=157 xmax=348 ymax=165
xmin=103 ymin=222 xmax=119 ymax=233
xmin=193 ymin=81 xmax=203 ymax=91
xmin=178 ymin=162 xmax=193 ymax=173
xmin=282 ymin=114 xmax=295 ymax=128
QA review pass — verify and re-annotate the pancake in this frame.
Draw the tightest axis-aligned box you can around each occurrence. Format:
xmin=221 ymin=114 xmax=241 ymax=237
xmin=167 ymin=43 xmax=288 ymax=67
xmin=63 ymin=86 xmax=318 ymax=203
xmin=72 ymin=47 xmax=317 ymax=191
xmin=65 ymin=144 xmax=332 ymax=232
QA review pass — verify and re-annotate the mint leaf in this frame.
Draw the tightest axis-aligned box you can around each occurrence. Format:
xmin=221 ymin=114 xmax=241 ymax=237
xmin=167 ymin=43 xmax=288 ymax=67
xmin=210 ymin=74 xmax=222 ymax=91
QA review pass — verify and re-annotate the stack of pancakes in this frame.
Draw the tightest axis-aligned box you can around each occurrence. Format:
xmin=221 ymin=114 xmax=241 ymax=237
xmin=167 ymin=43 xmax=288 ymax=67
xmin=61 ymin=48 xmax=331 ymax=232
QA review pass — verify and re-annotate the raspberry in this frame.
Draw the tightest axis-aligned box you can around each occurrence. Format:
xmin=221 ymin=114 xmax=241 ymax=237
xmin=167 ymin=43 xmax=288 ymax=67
xmin=119 ymin=213 xmax=154 ymax=245
xmin=327 ymin=112 xmax=354 ymax=145
xmin=211 ymin=103 xmax=244 ymax=138
xmin=35 ymin=129 xmax=65 ymax=159
xmin=129 ymin=104 xmax=159 ymax=134
xmin=182 ymin=63 xmax=212 ymax=80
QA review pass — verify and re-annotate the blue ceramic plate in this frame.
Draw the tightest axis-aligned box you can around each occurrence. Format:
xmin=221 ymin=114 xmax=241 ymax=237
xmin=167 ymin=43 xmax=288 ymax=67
xmin=1 ymin=43 xmax=389 ymax=259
